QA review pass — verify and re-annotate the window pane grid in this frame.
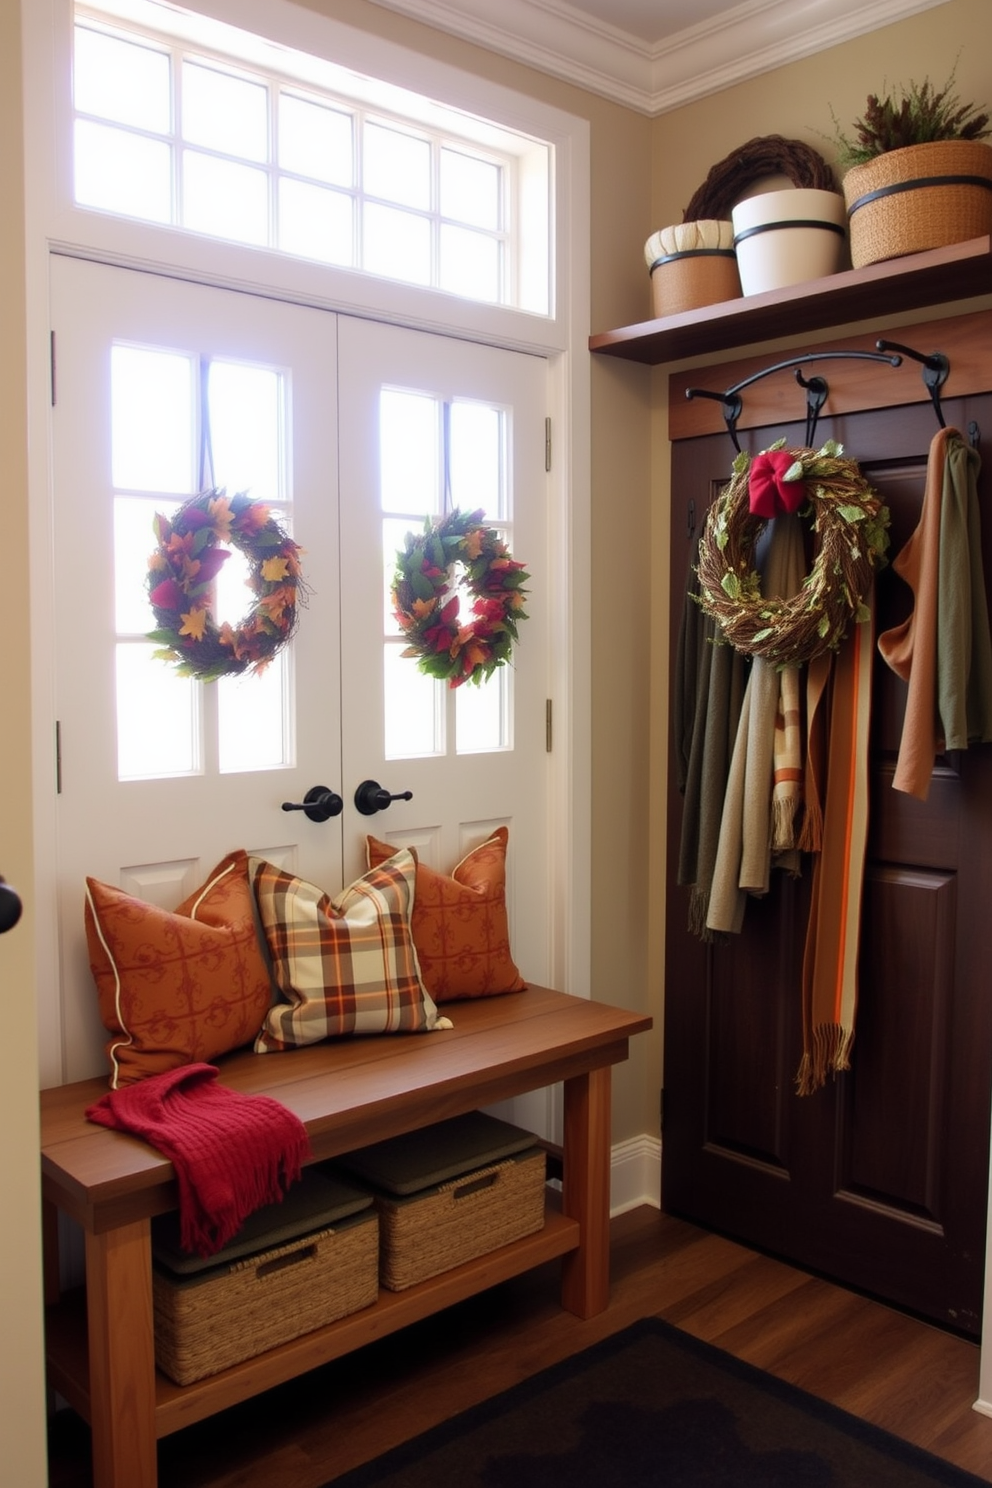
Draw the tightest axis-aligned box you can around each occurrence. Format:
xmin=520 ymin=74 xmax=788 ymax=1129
xmin=74 ymin=15 xmax=514 ymax=304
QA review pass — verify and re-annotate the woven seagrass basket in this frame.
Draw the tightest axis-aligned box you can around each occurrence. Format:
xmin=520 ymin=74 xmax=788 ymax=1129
xmin=374 ymin=1148 xmax=547 ymax=1292
xmin=645 ymin=221 xmax=740 ymax=317
xmin=153 ymin=1210 xmax=379 ymax=1385
xmin=843 ymin=139 xmax=992 ymax=267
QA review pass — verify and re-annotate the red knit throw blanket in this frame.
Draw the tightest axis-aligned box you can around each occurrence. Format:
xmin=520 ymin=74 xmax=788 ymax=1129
xmin=86 ymin=1063 xmax=312 ymax=1257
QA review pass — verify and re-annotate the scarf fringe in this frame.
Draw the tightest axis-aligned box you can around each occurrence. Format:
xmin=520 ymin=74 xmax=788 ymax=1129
xmin=687 ymin=885 xmax=713 ymax=940
xmin=771 ymin=795 xmax=800 ymax=853
xmin=795 ymin=1023 xmax=855 ymax=1097
xmin=797 ymin=796 xmax=823 ymax=855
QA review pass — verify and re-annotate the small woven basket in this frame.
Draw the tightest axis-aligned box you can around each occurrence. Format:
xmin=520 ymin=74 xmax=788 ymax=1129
xmin=843 ymin=139 xmax=992 ymax=267
xmin=645 ymin=221 xmax=740 ymax=317
xmin=375 ymin=1149 xmax=547 ymax=1292
xmin=153 ymin=1212 xmax=379 ymax=1385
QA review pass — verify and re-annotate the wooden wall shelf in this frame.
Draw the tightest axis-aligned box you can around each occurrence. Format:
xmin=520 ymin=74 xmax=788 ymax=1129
xmin=589 ymin=236 xmax=992 ymax=366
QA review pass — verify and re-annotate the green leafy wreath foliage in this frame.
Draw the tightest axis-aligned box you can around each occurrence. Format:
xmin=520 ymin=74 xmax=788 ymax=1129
xmin=146 ymin=489 xmax=304 ymax=682
xmin=391 ymin=508 xmax=530 ymax=688
xmin=695 ymin=441 xmax=890 ymax=666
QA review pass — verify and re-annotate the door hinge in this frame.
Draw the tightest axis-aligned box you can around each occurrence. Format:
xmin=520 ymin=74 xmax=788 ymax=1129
xmin=545 ymin=416 xmax=552 ymax=472
xmin=55 ymin=720 xmax=62 ymax=795
xmin=545 ymin=698 xmax=553 ymax=753
xmin=50 ymin=331 xmax=56 ymax=407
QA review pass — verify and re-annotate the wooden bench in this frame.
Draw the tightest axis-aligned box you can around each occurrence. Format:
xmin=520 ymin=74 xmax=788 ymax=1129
xmin=41 ymin=984 xmax=651 ymax=1488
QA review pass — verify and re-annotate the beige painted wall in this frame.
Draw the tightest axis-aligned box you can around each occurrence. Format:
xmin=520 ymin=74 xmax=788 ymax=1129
xmin=1 ymin=2 xmax=49 ymax=1480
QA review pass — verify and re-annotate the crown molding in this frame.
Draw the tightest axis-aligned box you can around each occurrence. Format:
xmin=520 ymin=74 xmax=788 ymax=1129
xmin=366 ymin=0 xmax=952 ymax=115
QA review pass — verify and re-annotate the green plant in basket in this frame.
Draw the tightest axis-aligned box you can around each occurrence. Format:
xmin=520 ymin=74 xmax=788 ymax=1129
xmin=832 ymin=70 xmax=990 ymax=169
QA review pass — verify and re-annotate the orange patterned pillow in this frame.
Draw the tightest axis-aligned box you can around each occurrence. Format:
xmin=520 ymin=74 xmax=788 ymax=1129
xmin=366 ymin=828 xmax=527 ymax=1003
xmin=84 ymin=849 xmax=274 ymax=1089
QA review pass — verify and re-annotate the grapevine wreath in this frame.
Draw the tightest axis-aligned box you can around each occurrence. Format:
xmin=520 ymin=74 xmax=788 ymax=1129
xmin=392 ymin=508 xmax=529 ymax=687
xmin=695 ymin=441 xmax=890 ymax=665
xmin=146 ymin=489 xmax=304 ymax=681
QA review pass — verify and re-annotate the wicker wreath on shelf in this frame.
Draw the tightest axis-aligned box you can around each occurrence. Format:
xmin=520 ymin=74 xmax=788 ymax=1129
xmin=683 ymin=136 xmax=838 ymax=222
xmin=146 ymin=489 xmax=304 ymax=681
xmin=392 ymin=508 xmax=529 ymax=688
xmin=695 ymin=441 xmax=890 ymax=666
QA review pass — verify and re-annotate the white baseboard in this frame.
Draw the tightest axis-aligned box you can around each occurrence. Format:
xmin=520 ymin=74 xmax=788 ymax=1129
xmin=610 ymin=1134 xmax=661 ymax=1216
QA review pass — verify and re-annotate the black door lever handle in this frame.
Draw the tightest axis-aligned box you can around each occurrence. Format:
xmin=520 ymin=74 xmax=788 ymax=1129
xmin=281 ymin=786 xmax=344 ymax=823
xmin=354 ymin=779 xmax=413 ymax=816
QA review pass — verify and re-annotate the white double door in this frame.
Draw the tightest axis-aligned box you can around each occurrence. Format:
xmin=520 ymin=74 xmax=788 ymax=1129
xmin=50 ymin=255 xmax=551 ymax=1086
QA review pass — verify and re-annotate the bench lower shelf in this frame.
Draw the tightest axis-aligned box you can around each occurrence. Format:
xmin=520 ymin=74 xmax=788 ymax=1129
xmin=46 ymin=1201 xmax=580 ymax=1437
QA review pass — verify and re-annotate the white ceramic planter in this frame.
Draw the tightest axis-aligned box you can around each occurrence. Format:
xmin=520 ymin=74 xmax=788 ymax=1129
xmin=731 ymin=188 xmax=847 ymax=295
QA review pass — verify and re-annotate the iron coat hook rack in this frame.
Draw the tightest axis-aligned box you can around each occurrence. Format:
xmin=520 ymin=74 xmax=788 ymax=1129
xmin=685 ymin=349 xmax=903 ymax=453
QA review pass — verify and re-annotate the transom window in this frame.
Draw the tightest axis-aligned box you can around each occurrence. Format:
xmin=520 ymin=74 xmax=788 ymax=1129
xmin=73 ymin=3 xmax=552 ymax=312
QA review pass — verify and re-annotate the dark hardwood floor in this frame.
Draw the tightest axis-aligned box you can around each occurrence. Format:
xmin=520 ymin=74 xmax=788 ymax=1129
xmin=48 ymin=1204 xmax=992 ymax=1486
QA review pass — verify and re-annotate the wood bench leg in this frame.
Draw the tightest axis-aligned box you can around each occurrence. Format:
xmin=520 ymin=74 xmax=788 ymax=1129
xmin=560 ymin=1065 xmax=612 ymax=1318
xmin=85 ymin=1219 xmax=158 ymax=1488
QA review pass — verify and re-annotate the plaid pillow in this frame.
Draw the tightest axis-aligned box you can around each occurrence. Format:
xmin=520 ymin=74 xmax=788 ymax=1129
xmin=251 ymin=850 xmax=446 ymax=1052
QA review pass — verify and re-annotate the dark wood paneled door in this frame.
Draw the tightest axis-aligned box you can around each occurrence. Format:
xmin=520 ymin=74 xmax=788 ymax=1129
xmin=663 ymin=394 xmax=992 ymax=1337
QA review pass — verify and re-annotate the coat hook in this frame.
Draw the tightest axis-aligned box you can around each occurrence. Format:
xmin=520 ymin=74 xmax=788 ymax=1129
xmin=876 ymin=339 xmax=949 ymax=429
xmin=684 ymin=386 xmax=743 ymax=452
xmin=795 ymin=370 xmax=828 ymax=448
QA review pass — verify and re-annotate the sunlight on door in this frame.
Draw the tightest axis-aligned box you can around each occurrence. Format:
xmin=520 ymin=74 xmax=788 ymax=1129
xmin=380 ymin=388 xmax=511 ymax=761
xmin=110 ymin=346 xmax=293 ymax=780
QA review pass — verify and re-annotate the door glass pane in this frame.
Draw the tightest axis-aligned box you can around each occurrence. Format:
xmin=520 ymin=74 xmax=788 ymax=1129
xmin=456 ymin=667 xmax=508 ymax=752
xmin=218 ymin=655 xmax=290 ymax=772
xmin=440 ymin=148 xmax=500 ymax=229
xmin=383 ymin=516 xmax=416 ymax=634
xmin=207 ymin=361 xmax=282 ymax=502
xmin=364 ymin=203 xmax=431 ymax=285
xmin=449 ymin=402 xmax=504 ymax=518
xmin=74 ymin=121 xmax=172 ymax=222
xmin=117 ymin=643 xmax=198 ymax=778
xmin=364 ymin=122 xmax=430 ymax=209
xmin=111 ymin=347 xmax=194 ymax=494
xmin=280 ymin=95 xmax=353 ymax=185
xmin=182 ymin=62 xmax=268 ymax=162
xmin=379 ymin=390 xmax=438 ymax=514
xmin=279 ymin=179 xmax=354 ymax=266
xmin=115 ymin=495 xmax=179 ymax=634
xmin=74 ymin=26 xmax=171 ymax=133
xmin=440 ymin=225 xmax=500 ymax=303
xmin=183 ymin=151 xmax=269 ymax=245
xmin=384 ymin=643 xmax=442 ymax=759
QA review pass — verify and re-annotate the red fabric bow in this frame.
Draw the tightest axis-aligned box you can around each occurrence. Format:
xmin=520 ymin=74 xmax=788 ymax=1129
xmin=749 ymin=450 xmax=805 ymax=518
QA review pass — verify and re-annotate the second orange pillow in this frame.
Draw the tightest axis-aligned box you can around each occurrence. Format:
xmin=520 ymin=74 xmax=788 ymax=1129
xmin=366 ymin=828 xmax=526 ymax=1003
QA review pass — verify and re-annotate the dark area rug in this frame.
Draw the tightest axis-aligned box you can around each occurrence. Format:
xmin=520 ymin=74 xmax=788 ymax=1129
xmin=327 ymin=1317 xmax=988 ymax=1487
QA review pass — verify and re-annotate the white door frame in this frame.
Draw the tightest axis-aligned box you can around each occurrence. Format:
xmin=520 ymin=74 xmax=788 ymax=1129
xmin=21 ymin=0 xmax=591 ymax=1091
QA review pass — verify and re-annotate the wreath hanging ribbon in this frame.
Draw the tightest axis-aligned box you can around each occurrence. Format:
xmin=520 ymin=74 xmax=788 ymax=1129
xmin=391 ymin=508 xmax=529 ymax=688
xmin=146 ymin=490 xmax=304 ymax=681
xmin=696 ymin=440 xmax=890 ymax=665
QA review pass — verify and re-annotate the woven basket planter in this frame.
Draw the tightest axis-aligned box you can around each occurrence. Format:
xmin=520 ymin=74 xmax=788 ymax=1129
xmin=644 ymin=220 xmax=740 ymax=317
xmin=843 ymin=139 xmax=992 ymax=267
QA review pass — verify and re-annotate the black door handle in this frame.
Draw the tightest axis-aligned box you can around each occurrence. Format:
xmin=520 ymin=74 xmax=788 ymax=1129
xmin=354 ymin=779 xmax=414 ymax=816
xmin=281 ymin=786 xmax=344 ymax=823
xmin=0 ymin=876 xmax=23 ymax=934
